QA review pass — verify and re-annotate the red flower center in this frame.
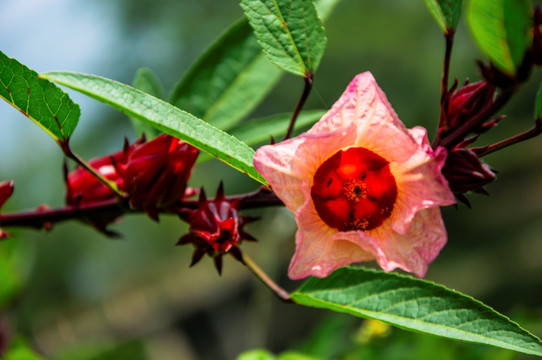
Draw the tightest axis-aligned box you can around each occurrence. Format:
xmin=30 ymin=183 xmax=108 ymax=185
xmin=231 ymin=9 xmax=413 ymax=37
xmin=311 ymin=147 xmax=397 ymax=231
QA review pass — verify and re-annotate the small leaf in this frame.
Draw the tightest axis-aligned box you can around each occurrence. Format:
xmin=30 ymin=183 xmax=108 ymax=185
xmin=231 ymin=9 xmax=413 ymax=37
xmin=236 ymin=349 xmax=321 ymax=360
xmin=198 ymin=110 xmax=325 ymax=163
xmin=0 ymin=51 xmax=80 ymax=142
xmin=169 ymin=0 xmax=339 ymax=131
xmin=467 ymin=0 xmax=532 ymax=75
xmin=240 ymin=0 xmax=327 ymax=77
xmin=423 ymin=0 xmax=463 ymax=33
xmin=132 ymin=67 xmax=165 ymax=99
xmin=291 ymin=267 xmax=542 ymax=356
xmin=131 ymin=67 xmax=164 ymax=138
xmin=237 ymin=349 xmax=276 ymax=360
xmin=535 ymin=81 xmax=542 ymax=119
xmin=41 ymin=71 xmax=268 ymax=185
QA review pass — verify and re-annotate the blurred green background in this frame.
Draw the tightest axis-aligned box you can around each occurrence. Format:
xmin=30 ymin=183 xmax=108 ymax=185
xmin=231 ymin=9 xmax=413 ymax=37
xmin=1 ymin=0 xmax=542 ymax=359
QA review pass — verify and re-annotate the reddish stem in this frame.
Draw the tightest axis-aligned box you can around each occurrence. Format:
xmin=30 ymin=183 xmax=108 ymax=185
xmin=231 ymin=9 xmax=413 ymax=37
xmin=437 ymin=31 xmax=455 ymax=132
xmin=241 ymin=252 xmax=292 ymax=303
xmin=472 ymin=118 xmax=542 ymax=157
xmin=284 ymin=72 xmax=313 ymax=141
xmin=0 ymin=187 xmax=283 ymax=230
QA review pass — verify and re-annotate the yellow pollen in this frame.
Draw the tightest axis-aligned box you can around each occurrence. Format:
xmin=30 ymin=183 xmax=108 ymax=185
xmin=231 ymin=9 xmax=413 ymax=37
xmin=345 ymin=218 xmax=370 ymax=231
xmin=343 ymin=179 xmax=367 ymax=202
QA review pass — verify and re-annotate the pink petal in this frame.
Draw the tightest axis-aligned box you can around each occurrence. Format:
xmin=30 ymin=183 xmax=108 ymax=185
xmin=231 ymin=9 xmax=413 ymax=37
xmin=390 ymin=127 xmax=455 ymax=234
xmin=339 ymin=207 xmax=447 ymax=278
xmin=288 ymin=182 xmax=373 ymax=279
xmin=311 ymin=72 xmax=419 ymax=163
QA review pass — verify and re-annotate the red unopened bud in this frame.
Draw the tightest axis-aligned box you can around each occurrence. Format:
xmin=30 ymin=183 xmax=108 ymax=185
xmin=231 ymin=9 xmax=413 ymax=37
xmin=122 ymin=134 xmax=199 ymax=220
xmin=441 ymin=148 xmax=496 ymax=204
xmin=66 ymin=138 xmax=141 ymax=205
xmin=444 ymin=80 xmax=496 ymax=131
xmin=178 ymin=182 xmax=256 ymax=274
xmin=0 ymin=181 xmax=14 ymax=239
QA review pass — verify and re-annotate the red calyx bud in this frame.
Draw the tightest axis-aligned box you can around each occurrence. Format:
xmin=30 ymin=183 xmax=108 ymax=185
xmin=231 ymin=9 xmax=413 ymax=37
xmin=121 ymin=134 xmax=199 ymax=220
xmin=66 ymin=135 xmax=198 ymax=223
xmin=178 ymin=182 xmax=256 ymax=274
xmin=441 ymin=148 xmax=496 ymax=206
xmin=0 ymin=181 xmax=14 ymax=239
xmin=66 ymin=138 xmax=142 ymax=205
xmin=444 ymin=80 xmax=496 ymax=132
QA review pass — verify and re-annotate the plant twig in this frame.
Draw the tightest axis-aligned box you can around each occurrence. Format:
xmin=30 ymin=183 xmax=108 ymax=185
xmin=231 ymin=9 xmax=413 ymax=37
xmin=0 ymin=188 xmax=284 ymax=230
xmin=438 ymin=31 xmax=455 ymax=131
xmin=472 ymin=118 xmax=542 ymax=157
xmin=0 ymin=198 xmax=125 ymax=229
xmin=284 ymin=72 xmax=314 ymax=141
xmin=241 ymin=252 xmax=292 ymax=303
xmin=435 ymin=88 xmax=514 ymax=149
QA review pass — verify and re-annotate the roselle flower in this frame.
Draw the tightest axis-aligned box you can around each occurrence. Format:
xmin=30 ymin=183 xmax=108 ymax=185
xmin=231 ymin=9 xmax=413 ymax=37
xmin=0 ymin=181 xmax=14 ymax=239
xmin=178 ymin=183 xmax=256 ymax=274
xmin=122 ymin=134 xmax=199 ymax=219
xmin=444 ymin=80 xmax=495 ymax=132
xmin=253 ymin=72 xmax=455 ymax=279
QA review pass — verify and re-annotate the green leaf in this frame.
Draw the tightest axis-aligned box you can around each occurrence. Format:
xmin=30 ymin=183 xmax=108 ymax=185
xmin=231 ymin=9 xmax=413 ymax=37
xmin=132 ymin=67 xmax=165 ymax=100
xmin=236 ymin=349 xmax=321 ymax=360
xmin=291 ymin=267 xmax=542 ymax=356
xmin=237 ymin=349 xmax=276 ymax=360
xmin=3 ymin=338 xmax=45 ymax=360
xmin=169 ymin=19 xmax=282 ymax=130
xmin=131 ymin=67 xmax=164 ymax=138
xmin=0 ymin=51 xmax=80 ymax=142
xmin=169 ymin=0 xmax=337 ymax=131
xmin=230 ymin=110 xmax=324 ymax=145
xmin=240 ymin=0 xmax=327 ymax=77
xmin=535 ymin=81 xmax=542 ymax=119
xmin=41 ymin=71 xmax=268 ymax=185
xmin=423 ymin=0 xmax=463 ymax=33
xmin=197 ymin=110 xmax=324 ymax=163
xmin=466 ymin=0 xmax=532 ymax=75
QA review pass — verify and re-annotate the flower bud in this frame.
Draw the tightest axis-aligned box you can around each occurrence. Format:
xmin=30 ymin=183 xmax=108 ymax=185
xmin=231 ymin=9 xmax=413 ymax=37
xmin=178 ymin=183 xmax=256 ymax=274
xmin=122 ymin=134 xmax=199 ymax=220
xmin=441 ymin=148 xmax=496 ymax=203
xmin=66 ymin=135 xmax=198 ymax=221
xmin=444 ymin=81 xmax=495 ymax=131
xmin=65 ymin=138 xmax=140 ymax=205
